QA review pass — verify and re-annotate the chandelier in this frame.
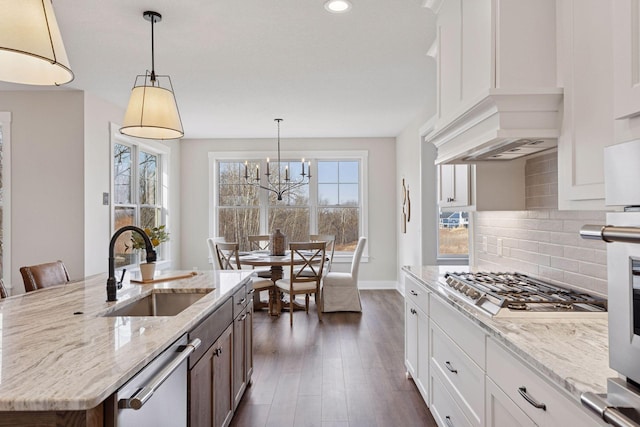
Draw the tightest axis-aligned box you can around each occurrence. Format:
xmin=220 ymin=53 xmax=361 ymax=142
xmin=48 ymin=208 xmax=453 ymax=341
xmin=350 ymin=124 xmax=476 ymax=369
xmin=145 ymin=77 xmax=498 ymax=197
xmin=244 ymin=118 xmax=310 ymax=201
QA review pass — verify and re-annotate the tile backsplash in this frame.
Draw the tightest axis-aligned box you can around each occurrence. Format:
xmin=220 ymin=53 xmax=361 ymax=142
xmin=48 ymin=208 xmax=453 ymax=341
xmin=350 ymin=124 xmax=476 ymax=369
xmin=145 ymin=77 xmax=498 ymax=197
xmin=473 ymin=153 xmax=608 ymax=296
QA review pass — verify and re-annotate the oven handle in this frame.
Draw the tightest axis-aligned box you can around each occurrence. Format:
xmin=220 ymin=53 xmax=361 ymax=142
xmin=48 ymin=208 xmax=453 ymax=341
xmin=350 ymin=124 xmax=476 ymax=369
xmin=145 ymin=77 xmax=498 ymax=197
xmin=119 ymin=338 xmax=202 ymax=410
xmin=581 ymin=224 xmax=640 ymax=245
xmin=581 ymin=392 xmax=640 ymax=427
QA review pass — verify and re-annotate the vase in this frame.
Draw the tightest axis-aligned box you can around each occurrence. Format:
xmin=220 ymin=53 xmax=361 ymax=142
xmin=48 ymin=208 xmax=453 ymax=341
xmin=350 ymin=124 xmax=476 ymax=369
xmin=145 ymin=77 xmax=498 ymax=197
xmin=140 ymin=262 xmax=156 ymax=282
xmin=270 ymin=229 xmax=286 ymax=256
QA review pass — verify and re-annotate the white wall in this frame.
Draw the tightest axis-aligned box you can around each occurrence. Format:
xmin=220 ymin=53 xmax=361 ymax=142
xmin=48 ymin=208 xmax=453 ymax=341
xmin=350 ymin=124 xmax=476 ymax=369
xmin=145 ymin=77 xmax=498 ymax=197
xmin=83 ymin=93 xmax=123 ymax=276
xmin=0 ymin=91 xmax=85 ymax=292
xmin=180 ymin=137 xmax=397 ymax=284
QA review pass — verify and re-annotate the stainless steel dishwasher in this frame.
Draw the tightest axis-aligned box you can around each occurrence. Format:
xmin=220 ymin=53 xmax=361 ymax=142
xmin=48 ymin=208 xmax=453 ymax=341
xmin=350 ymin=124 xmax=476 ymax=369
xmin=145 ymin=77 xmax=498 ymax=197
xmin=110 ymin=334 xmax=201 ymax=427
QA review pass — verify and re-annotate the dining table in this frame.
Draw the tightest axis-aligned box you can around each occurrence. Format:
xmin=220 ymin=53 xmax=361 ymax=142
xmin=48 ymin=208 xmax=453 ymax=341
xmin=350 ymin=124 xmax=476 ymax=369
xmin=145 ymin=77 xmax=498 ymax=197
xmin=238 ymin=250 xmax=321 ymax=316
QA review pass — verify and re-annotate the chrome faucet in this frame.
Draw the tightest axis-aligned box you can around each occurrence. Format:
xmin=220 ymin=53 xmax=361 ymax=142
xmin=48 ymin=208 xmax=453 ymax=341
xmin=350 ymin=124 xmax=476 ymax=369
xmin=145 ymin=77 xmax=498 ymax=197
xmin=107 ymin=226 xmax=157 ymax=302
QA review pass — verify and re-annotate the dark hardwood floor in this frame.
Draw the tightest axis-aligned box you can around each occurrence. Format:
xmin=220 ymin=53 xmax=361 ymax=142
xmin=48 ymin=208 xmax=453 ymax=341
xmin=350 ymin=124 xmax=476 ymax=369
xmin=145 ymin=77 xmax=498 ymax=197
xmin=231 ymin=290 xmax=437 ymax=427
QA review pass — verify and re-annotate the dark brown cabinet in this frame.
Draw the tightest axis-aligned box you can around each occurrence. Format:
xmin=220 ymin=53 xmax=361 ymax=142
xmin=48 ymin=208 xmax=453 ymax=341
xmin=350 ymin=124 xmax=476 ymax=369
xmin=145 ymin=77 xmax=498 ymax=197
xmin=232 ymin=288 xmax=253 ymax=410
xmin=187 ymin=282 xmax=253 ymax=427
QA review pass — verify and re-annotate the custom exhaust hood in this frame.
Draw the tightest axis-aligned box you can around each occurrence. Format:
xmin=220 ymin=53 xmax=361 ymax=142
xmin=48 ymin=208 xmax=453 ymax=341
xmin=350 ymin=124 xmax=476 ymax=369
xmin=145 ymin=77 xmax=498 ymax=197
xmin=423 ymin=89 xmax=563 ymax=164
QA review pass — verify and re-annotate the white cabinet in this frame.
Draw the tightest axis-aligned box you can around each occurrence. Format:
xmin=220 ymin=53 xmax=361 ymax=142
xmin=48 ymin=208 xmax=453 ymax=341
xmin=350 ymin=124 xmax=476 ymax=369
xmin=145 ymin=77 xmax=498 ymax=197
xmin=557 ymin=0 xmax=613 ymax=210
xmin=613 ymin=0 xmax=640 ymax=120
xmin=486 ymin=378 xmax=537 ymax=427
xmin=486 ymin=338 xmax=605 ymax=427
xmin=429 ymin=296 xmax=487 ymax=427
xmin=438 ymin=164 xmax=470 ymax=208
xmin=434 ymin=0 xmax=554 ymax=123
xmin=404 ymin=275 xmax=430 ymax=403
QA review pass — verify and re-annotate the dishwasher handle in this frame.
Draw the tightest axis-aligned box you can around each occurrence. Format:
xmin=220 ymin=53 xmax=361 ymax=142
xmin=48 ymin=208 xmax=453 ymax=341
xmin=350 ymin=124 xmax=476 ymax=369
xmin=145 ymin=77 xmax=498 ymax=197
xmin=119 ymin=338 xmax=201 ymax=410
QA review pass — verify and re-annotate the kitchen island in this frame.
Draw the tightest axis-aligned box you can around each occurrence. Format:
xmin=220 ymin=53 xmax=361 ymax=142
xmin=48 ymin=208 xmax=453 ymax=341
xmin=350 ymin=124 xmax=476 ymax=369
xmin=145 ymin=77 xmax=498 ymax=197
xmin=403 ymin=265 xmax=615 ymax=427
xmin=0 ymin=270 xmax=253 ymax=424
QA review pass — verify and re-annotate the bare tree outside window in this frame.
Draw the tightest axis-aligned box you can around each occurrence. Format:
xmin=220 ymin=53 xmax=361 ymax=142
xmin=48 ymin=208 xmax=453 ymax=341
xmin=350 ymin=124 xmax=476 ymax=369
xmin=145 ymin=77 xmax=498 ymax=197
xmin=113 ymin=143 xmax=163 ymax=267
xmin=216 ymin=158 xmax=361 ymax=253
xmin=317 ymin=161 xmax=360 ymax=251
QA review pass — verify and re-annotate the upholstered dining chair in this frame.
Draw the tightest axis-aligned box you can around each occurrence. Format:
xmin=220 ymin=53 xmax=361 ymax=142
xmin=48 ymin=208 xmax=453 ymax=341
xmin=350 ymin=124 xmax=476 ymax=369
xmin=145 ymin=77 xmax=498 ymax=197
xmin=275 ymin=242 xmax=326 ymax=326
xmin=321 ymin=236 xmax=366 ymax=312
xmin=20 ymin=260 xmax=70 ymax=293
xmin=215 ymin=242 xmax=274 ymax=312
xmin=247 ymin=235 xmax=272 ymax=279
xmin=0 ymin=279 xmax=8 ymax=299
xmin=207 ymin=237 xmax=226 ymax=270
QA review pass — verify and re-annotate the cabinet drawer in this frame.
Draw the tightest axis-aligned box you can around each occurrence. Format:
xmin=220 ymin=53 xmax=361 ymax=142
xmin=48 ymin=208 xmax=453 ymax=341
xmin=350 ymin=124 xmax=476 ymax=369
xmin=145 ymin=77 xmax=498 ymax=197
xmin=232 ymin=283 xmax=248 ymax=318
xmin=188 ymin=297 xmax=233 ymax=368
xmin=431 ymin=322 xmax=484 ymax=426
xmin=430 ymin=367 xmax=473 ymax=427
xmin=405 ymin=275 xmax=429 ymax=313
xmin=487 ymin=338 xmax=604 ymax=427
xmin=430 ymin=296 xmax=486 ymax=367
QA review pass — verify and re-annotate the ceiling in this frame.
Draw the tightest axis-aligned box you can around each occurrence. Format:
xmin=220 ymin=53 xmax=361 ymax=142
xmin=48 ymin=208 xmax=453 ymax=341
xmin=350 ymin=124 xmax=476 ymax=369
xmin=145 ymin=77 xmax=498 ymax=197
xmin=1 ymin=0 xmax=436 ymax=139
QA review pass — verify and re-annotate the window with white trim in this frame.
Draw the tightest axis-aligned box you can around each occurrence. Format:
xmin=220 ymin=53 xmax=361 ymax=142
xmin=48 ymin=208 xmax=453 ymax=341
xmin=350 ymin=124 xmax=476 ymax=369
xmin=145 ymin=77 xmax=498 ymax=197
xmin=112 ymin=135 xmax=168 ymax=268
xmin=212 ymin=153 xmax=366 ymax=255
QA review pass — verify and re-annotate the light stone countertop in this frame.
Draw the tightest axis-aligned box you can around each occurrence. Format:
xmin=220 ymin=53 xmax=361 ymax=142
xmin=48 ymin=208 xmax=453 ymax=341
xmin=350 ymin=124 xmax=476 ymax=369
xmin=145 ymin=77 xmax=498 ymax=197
xmin=402 ymin=265 xmax=618 ymax=401
xmin=0 ymin=270 xmax=253 ymax=411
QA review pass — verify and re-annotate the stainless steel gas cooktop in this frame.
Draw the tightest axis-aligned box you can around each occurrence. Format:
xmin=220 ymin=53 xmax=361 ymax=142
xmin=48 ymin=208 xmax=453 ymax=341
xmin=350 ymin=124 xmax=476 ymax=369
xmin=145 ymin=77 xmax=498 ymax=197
xmin=440 ymin=272 xmax=608 ymax=317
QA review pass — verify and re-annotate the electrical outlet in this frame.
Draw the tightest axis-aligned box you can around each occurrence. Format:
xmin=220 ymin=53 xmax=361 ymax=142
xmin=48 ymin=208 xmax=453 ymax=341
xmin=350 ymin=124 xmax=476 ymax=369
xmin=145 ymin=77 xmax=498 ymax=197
xmin=482 ymin=236 xmax=487 ymax=253
xmin=497 ymin=238 xmax=503 ymax=256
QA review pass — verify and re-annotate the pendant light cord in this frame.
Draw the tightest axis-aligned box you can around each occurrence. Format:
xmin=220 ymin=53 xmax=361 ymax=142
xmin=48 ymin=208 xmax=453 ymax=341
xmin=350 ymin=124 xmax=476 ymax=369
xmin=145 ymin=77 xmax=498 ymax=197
xmin=150 ymin=14 xmax=156 ymax=82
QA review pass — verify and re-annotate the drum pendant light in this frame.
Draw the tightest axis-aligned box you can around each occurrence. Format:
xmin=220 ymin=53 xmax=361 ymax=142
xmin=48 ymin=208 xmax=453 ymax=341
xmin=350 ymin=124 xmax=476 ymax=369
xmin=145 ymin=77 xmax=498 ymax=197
xmin=0 ymin=0 xmax=74 ymax=85
xmin=120 ymin=11 xmax=184 ymax=140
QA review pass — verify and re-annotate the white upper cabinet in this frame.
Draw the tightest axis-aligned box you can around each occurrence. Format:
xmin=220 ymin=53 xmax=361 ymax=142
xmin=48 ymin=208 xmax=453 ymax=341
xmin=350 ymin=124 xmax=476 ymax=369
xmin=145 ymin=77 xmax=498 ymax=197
xmin=613 ymin=0 xmax=640 ymax=120
xmin=557 ymin=0 xmax=613 ymax=210
xmin=425 ymin=0 xmax=562 ymax=164
xmin=439 ymin=164 xmax=470 ymax=208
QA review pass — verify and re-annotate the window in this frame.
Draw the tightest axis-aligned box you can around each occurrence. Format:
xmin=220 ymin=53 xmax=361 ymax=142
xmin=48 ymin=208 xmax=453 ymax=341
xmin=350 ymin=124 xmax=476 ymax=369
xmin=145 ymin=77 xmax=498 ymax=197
xmin=112 ymin=136 xmax=168 ymax=268
xmin=437 ymin=208 xmax=469 ymax=262
xmin=212 ymin=152 xmax=366 ymax=256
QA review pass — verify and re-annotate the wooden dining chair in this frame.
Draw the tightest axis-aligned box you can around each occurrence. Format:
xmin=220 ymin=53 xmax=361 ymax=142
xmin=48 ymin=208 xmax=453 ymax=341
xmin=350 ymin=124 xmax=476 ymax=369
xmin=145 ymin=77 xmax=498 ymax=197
xmin=247 ymin=235 xmax=270 ymax=251
xmin=216 ymin=242 xmax=274 ymax=312
xmin=275 ymin=242 xmax=326 ymax=326
xmin=20 ymin=260 xmax=70 ymax=293
xmin=310 ymin=234 xmax=335 ymax=273
xmin=207 ymin=237 xmax=226 ymax=270
xmin=0 ymin=279 xmax=8 ymax=299
xmin=247 ymin=235 xmax=272 ymax=278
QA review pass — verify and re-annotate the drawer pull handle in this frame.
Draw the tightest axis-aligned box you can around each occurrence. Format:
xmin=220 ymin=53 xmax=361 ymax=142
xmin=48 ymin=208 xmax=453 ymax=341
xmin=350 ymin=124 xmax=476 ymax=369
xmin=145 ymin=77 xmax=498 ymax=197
xmin=445 ymin=361 xmax=458 ymax=374
xmin=410 ymin=308 xmax=417 ymax=315
xmin=445 ymin=415 xmax=454 ymax=427
xmin=518 ymin=386 xmax=546 ymax=411
xmin=238 ymin=297 xmax=246 ymax=305
xmin=410 ymin=290 xmax=418 ymax=296
xmin=214 ymin=347 xmax=223 ymax=357
xmin=248 ymin=288 xmax=255 ymax=294
xmin=240 ymin=313 xmax=248 ymax=321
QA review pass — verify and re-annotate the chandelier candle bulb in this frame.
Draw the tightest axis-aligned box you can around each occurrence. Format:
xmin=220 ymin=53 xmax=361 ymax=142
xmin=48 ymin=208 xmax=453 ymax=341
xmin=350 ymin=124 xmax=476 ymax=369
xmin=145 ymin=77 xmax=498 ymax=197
xmin=266 ymin=158 xmax=270 ymax=175
xmin=301 ymin=159 xmax=305 ymax=175
xmin=244 ymin=161 xmax=248 ymax=179
xmin=285 ymin=166 xmax=289 ymax=181
xmin=256 ymin=165 xmax=260 ymax=181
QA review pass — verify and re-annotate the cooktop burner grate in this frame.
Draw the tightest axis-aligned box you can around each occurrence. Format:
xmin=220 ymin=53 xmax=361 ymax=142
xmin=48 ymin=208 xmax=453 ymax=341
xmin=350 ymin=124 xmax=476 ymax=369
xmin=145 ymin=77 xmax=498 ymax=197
xmin=442 ymin=272 xmax=607 ymax=313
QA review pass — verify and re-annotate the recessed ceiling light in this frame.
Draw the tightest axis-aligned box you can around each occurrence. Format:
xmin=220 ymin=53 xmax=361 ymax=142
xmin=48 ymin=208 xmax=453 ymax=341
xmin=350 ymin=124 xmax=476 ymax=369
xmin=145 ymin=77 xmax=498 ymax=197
xmin=324 ymin=0 xmax=352 ymax=13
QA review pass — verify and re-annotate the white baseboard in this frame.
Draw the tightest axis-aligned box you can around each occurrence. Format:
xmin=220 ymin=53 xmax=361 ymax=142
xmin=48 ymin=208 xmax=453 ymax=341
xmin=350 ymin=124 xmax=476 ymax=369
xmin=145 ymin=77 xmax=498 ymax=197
xmin=358 ymin=280 xmax=400 ymax=291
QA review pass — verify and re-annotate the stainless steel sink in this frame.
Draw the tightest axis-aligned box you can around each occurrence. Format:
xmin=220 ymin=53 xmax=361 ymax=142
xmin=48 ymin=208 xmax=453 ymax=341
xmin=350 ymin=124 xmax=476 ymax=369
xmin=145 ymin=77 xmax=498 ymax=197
xmin=104 ymin=290 xmax=213 ymax=317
